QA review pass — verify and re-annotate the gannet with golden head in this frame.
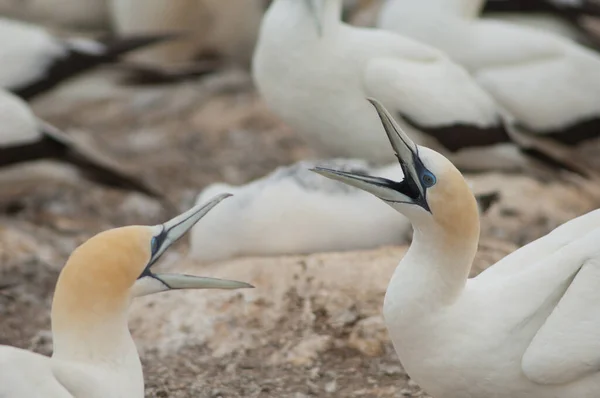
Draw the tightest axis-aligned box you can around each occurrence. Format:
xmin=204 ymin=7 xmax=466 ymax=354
xmin=0 ymin=194 xmax=252 ymax=398
xmin=315 ymin=98 xmax=600 ymax=397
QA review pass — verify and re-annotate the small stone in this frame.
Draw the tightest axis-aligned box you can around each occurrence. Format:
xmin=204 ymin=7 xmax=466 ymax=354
xmin=325 ymin=379 xmax=337 ymax=393
xmin=285 ymin=335 xmax=332 ymax=366
xmin=347 ymin=315 xmax=388 ymax=357
xmin=379 ymin=364 xmax=403 ymax=376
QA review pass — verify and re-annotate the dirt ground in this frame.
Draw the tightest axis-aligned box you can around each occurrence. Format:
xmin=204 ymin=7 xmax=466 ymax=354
xmin=1 ymin=66 xmax=599 ymax=398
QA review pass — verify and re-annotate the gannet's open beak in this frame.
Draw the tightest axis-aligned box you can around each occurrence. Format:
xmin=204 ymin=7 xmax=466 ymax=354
xmin=136 ymin=193 xmax=254 ymax=293
xmin=304 ymin=0 xmax=324 ymax=36
xmin=312 ymin=98 xmax=432 ymax=211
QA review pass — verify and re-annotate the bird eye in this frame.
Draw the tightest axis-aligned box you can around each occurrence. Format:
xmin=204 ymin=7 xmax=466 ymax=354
xmin=421 ymin=171 xmax=436 ymax=188
xmin=151 ymin=237 xmax=159 ymax=255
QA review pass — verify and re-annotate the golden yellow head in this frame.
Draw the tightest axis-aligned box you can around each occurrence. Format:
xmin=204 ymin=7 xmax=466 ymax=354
xmin=312 ymin=98 xmax=480 ymax=244
xmin=51 ymin=194 xmax=253 ymax=332
xmin=53 ymin=226 xmax=153 ymax=317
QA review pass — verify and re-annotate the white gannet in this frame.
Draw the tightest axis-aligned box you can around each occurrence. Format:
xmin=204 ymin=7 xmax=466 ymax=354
xmin=315 ymin=98 xmax=600 ymax=398
xmin=377 ymin=0 xmax=600 ymax=146
xmin=0 ymin=0 xmax=109 ymax=30
xmin=190 ymin=159 xmax=410 ymax=262
xmin=0 ymin=89 xmax=161 ymax=197
xmin=0 ymin=193 xmax=252 ymax=398
xmin=0 ymin=17 xmax=173 ymax=99
xmin=109 ymin=0 xmax=264 ymax=68
xmin=252 ymin=0 xmax=574 ymax=173
xmin=189 ymin=158 xmax=499 ymax=263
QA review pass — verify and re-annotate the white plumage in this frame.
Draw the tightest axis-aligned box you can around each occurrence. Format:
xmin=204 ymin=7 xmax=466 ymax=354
xmin=316 ymin=98 xmax=600 ymax=398
xmin=253 ymin=0 xmax=544 ymax=172
xmin=190 ymin=157 xmax=498 ymax=263
xmin=0 ymin=89 xmax=160 ymax=196
xmin=190 ymin=159 xmax=409 ymax=262
xmin=378 ymin=0 xmax=600 ymax=143
xmin=0 ymin=197 xmax=251 ymax=398
xmin=0 ymin=18 xmax=67 ymax=93
xmin=0 ymin=17 xmax=170 ymax=99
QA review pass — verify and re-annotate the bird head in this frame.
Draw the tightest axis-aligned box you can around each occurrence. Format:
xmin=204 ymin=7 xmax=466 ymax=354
xmin=52 ymin=194 xmax=252 ymax=323
xmin=313 ymin=98 xmax=480 ymax=243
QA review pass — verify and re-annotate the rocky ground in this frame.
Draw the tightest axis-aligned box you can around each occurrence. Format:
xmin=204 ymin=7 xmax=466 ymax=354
xmin=0 ymin=67 xmax=599 ymax=398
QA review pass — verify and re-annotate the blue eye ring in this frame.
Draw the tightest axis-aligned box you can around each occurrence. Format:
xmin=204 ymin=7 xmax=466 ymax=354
xmin=421 ymin=171 xmax=436 ymax=188
xmin=151 ymin=236 xmax=159 ymax=255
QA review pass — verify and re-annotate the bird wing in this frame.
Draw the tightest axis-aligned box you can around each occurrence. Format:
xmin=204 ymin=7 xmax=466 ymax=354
xmin=13 ymin=33 xmax=177 ymax=99
xmin=469 ymin=19 xmax=600 ymax=135
xmin=0 ymin=346 xmax=74 ymax=398
xmin=521 ymin=231 xmax=600 ymax=385
xmin=483 ymin=0 xmax=600 ymax=17
xmin=37 ymin=122 xmax=163 ymax=198
xmin=0 ymin=15 xmax=175 ymax=99
xmin=476 ymin=209 xmax=600 ymax=283
xmin=363 ymin=55 xmax=511 ymax=151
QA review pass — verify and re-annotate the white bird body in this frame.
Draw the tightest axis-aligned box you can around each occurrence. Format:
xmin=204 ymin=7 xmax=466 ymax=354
xmin=0 ymin=196 xmax=252 ymax=398
xmin=378 ymin=0 xmax=600 ymax=140
xmin=253 ymin=0 xmax=511 ymax=165
xmin=384 ymin=210 xmax=600 ymax=398
xmin=317 ymin=99 xmax=600 ymax=398
xmin=190 ymin=159 xmax=409 ymax=262
xmin=0 ymin=17 xmax=172 ymax=99
xmin=482 ymin=12 xmax=583 ymax=40
xmin=0 ymin=345 xmax=142 ymax=398
xmin=0 ymin=18 xmax=67 ymax=92
xmin=190 ymin=158 xmax=497 ymax=262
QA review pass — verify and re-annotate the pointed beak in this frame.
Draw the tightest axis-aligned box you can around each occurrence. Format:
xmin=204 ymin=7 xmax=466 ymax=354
xmin=151 ymin=274 xmax=254 ymax=290
xmin=134 ymin=193 xmax=253 ymax=295
xmin=312 ymin=98 xmax=430 ymax=210
xmin=304 ymin=0 xmax=324 ymax=36
xmin=148 ymin=193 xmax=232 ymax=267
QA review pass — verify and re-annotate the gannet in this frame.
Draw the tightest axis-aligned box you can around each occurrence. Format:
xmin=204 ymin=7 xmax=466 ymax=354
xmin=0 ymin=193 xmax=252 ymax=398
xmin=0 ymin=89 xmax=160 ymax=197
xmin=377 ymin=0 xmax=600 ymax=146
xmin=252 ymin=0 xmax=574 ymax=173
xmin=315 ymin=98 xmax=600 ymax=398
xmin=0 ymin=17 xmax=172 ymax=99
